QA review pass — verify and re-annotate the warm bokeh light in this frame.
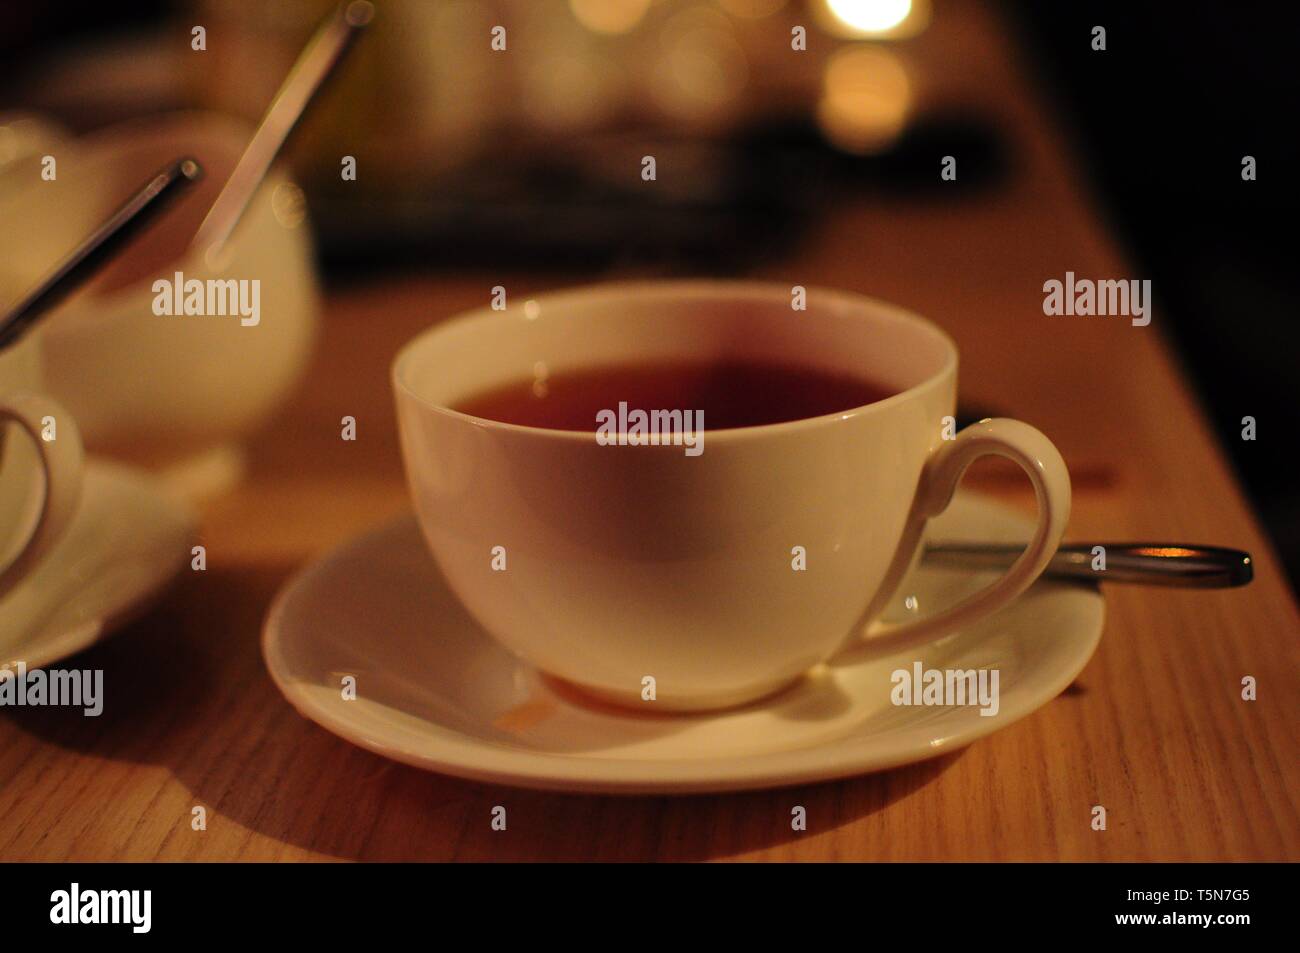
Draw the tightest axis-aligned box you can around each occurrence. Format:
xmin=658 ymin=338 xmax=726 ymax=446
xmin=532 ymin=360 xmax=549 ymax=398
xmin=717 ymin=0 xmax=787 ymax=18
xmin=827 ymin=0 xmax=911 ymax=33
xmin=522 ymin=54 xmax=610 ymax=129
xmin=818 ymin=0 xmax=930 ymax=38
xmin=271 ymin=181 xmax=307 ymax=230
xmin=652 ymin=7 xmax=748 ymax=120
xmin=569 ymin=0 xmax=653 ymax=35
xmin=817 ymin=46 xmax=912 ymax=154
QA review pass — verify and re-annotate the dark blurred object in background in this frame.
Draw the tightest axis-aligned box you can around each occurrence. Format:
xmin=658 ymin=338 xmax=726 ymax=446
xmin=1 ymin=0 xmax=1005 ymax=272
xmin=1006 ymin=0 xmax=1300 ymax=586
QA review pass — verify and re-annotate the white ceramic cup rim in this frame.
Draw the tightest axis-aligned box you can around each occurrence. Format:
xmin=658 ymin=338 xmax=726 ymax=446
xmin=392 ymin=280 xmax=959 ymax=443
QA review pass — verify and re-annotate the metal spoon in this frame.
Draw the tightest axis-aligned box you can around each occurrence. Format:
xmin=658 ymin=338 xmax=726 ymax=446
xmin=191 ymin=0 xmax=374 ymax=260
xmin=0 ymin=156 xmax=203 ymax=352
xmin=922 ymin=542 xmax=1253 ymax=588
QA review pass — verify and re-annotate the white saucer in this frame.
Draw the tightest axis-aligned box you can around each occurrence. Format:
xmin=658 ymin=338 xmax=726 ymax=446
xmin=1 ymin=459 xmax=196 ymax=670
xmin=263 ymin=492 xmax=1104 ymax=794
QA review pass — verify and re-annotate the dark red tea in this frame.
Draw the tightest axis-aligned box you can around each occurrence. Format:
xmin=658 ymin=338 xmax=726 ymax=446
xmin=454 ymin=360 xmax=894 ymax=431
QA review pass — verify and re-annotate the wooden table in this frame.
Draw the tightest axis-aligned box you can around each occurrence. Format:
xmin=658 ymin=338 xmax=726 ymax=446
xmin=2 ymin=2 xmax=1296 ymax=861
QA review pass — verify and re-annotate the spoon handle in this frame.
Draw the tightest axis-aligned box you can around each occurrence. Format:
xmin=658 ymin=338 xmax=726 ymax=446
xmin=922 ymin=542 xmax=1254 ymax=588
xmin=192 ymin=1 xmax=374 ymax=257
xmin=0 ymin=156 xmax=203 ymax=353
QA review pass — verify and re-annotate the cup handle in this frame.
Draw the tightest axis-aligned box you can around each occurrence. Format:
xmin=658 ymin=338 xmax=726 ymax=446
xmin=0 ymin=393 xmax=85 ymax=600
xmin=844 ymin=418 xmax=1071 ymax=660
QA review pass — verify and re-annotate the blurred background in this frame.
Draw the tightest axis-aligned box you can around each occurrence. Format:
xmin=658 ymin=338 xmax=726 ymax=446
xmin=1 ymin=0 xmax=1296 ymax=583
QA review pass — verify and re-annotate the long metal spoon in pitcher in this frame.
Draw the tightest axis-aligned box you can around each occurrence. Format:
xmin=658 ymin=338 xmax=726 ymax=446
xmin=0 ymin=156 xmax=203 ymax=352
xmin=191 ymin=0 xmax=374 ymax=262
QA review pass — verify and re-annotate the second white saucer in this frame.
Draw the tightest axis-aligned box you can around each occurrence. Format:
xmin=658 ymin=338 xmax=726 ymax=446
xmin=0 ymin=459 xmax=196 ymax=669
xmin=263 ymin=491 xmax=1104 ymax=794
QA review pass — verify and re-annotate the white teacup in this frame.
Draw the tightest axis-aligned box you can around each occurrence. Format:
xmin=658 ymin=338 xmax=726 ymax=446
xmin=0 ymin=331 xmax=84 ymax=600
xmin=393 ymin=282 xmax=1071 ymax=711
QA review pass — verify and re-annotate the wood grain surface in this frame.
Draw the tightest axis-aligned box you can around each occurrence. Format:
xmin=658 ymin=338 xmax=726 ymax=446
xmin=1 ymin=2 xmax=1296 ymax=861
